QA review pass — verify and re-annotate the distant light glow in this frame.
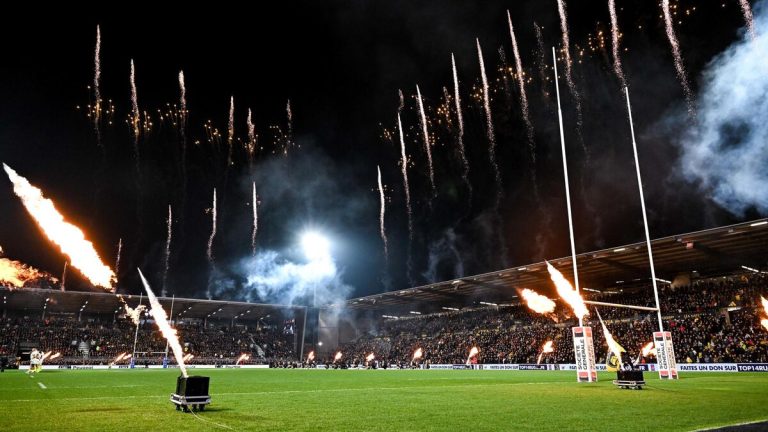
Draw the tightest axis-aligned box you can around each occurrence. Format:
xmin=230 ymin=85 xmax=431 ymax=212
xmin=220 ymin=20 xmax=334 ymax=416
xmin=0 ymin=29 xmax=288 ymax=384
xmin=301 ymin=232 xmax=331 ymax=262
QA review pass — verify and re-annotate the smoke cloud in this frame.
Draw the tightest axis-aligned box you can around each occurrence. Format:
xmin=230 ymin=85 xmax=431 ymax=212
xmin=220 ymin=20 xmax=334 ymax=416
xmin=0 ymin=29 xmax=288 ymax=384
xmin=678 ymin=1 xmax=768 ymax=215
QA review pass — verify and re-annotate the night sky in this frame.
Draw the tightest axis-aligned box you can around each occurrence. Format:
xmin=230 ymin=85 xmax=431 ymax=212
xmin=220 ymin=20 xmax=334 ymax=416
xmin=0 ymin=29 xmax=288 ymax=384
xmin=0 ymin=1 xmax=764 ymax=303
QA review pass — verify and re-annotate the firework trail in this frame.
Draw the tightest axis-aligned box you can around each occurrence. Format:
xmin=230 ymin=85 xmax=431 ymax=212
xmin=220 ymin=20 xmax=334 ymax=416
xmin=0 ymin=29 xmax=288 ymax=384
xmin=416 ymin=85 xmax=436 ymax=195
xmin=377 ymin=165 xmax=388 ymax=260
xmin=451 ymin=54 xmax=472 ymax=201
xmin=251 ymin=182 xmax=258 ymax=256
xmin=178 ymin=71 xmax=188 ymax=189
xmin=507 ymin=12 xmax=535 ymax=155
xmin=398 ymin=89 xmax=405 ymax=114
xmin=227 ymin=96 xmax=235 ymax=167
xmin=114 ymin=238 xmax=122 ymax=282
xmin=555 ymin=1 xmax=586 ymax=154
xmin=162 ymin=205 xmax=172 ymax=297
xmin=130 ymin=60 xmax=142 ymax=176
xmin=246 ymin=108 xmax=256 ymax=172
xmin=137 ymin=269 xmax=188 ymax=377
xmin=93 ymin=25 xmax=102 ymax=144
xmin=608 ymin=0 xmax=627 ymax=88
xmin=286 ymin=99 xmax=294 ymax=151
xmin=738 ymin=0 xmax=756 ymax=41
xmin=398 ymin=114 xmax=414 ymax=284
xmin=60 ymin=261 xmax=68 ymax=292
xmin=534 ymin=22 xmax=549 ymax=99
xmin=476 ymin=39 xmax=501 ymax=210
xmin=662 ymin=0 xmax=695 ymax=115
xmin=207 ymin=188 xmax=217 ymax=262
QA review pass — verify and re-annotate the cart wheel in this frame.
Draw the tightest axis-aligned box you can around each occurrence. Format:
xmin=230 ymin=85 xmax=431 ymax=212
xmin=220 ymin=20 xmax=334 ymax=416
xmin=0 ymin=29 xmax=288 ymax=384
xmin=200 ymin=405 xmax=205 ymax=411
xmin=175 ymin=405 xmax=181 ymax=411
xmin=183 ymin=406 xmax=190 ymax=413
xmin=192 ymin=405 xmax=197 ymax=412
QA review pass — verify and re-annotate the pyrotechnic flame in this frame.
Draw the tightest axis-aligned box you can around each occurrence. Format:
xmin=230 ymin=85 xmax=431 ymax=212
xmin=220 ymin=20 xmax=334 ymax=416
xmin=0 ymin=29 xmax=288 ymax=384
xmin=207 ymin=189 xmax=217 ymax=262
xmin=123 ymin=354 xmax=132 ymax=361
xmin=366 ymin=353 xmax=375 ymax=362
xmin=416 ymin=85 xmax=435 ymax=194
xmin=738 ymin=0 xmax=756 ymax=41
xmin=113 ymin=352 xmax=127 ymax=363
xmin=507 ymin=11 xmax=535 ymax=149
xmin=521 ymin=288 xmax=556 ymax=314
xmin=2 ymin=164 xmax=116 ymax=289
xmin=545 ymin=262 xmax=588 ymax=319
xmin=537 ymin=340 xmax=554 ymax=364
xmin=251 ymin=182 xmax=258 ymax=256
xmin=608 ymin=0 xmax=627 ymax=88
xmin=596 ymin=309 xmax=625 ymax=360
xmin=641 ymin=342 xmax=656 ymax=357
xmin=334 ymin=351 xmax=343 ymax=361
xmin=662 ymin=0 xmax=694 ymax=115
xmin=451 ymin=54 xmax=471 ymax=198
xmin=412 ymin=347 xmax=423 ymax=360
xmin=123 ymin=302 xmax=146 ymax=326
xmin=137 ymin=269 xmax=188 ymax=377
xmin=377 ymin=166 xmax=388 ymax=259
xmin=466 ymin=346 xmax=479 ymax=365
xmin=761 ymin=296 xmax=768 ymax=331
xmin=0 ymin=254 xmax=49 ymax=288
xmin=236 ymin=353 xmax=250 ymax=365
xmin=182 ymin=354 xmax=194 ymax=362
xmin=49 ymin=353 xmax=61 ymax=360
xmin=42 ymin=351 xmax=52 ymax=360
xmin=307 ymin=351 xmax=315 ymax=362
xmin=476 ymin=38 xmax=501 ymax=210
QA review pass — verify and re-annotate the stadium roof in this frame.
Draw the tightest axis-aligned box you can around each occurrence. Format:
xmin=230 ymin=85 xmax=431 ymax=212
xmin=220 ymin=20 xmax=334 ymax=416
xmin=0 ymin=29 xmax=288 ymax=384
xmin=343 ymin=219 xmax=768 ymax=312
xmin=0 ymin=287 xmax=303 ymax=320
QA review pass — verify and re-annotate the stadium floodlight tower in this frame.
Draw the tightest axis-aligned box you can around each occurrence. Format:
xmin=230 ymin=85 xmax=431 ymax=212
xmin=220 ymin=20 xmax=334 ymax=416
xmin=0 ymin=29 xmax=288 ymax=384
xmin=623 ymin=87 xmax=678 ymax=380
xmin=552 ymin=47 xmax=597 ymax=383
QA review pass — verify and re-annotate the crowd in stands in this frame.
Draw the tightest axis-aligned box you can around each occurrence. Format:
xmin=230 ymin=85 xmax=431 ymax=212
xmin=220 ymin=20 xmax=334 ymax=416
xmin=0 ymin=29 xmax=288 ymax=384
xmin=337 ymin=273 xmax=768 ymax=366
xmin=0 ymin=315 xmax=296 ymax=366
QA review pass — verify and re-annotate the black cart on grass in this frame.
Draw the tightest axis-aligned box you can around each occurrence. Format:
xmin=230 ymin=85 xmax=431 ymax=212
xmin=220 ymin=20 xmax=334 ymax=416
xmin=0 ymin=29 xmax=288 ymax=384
xmin=171 ymin=376 xmax=211 ymax=412
xmin=612 ymin=370 xmax=646 ymax=390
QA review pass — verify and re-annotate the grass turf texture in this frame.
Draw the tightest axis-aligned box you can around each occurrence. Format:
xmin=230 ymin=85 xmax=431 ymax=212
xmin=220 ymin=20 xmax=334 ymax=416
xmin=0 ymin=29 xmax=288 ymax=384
xmin=1 ymin=369 xmax=767 ymax=431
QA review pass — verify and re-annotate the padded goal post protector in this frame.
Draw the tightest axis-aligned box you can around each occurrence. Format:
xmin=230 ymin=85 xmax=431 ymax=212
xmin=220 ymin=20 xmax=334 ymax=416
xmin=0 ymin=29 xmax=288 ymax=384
xmin=654 ymin=331 xmax=678 ymax=380
xmin=572 ymin=327 xmax=597 ymax=382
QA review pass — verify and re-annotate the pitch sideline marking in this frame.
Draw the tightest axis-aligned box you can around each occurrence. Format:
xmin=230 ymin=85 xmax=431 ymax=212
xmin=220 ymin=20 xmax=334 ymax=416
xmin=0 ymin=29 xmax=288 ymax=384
xmin=692 ymin=418 xmax=768 ymax=431
xmin=37 ymin=382 xmax=47 ymax=390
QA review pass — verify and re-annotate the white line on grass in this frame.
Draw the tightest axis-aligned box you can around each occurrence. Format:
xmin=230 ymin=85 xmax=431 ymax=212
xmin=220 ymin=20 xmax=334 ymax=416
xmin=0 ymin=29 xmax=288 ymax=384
xmin=37 ymin=382 xmax=47 ymax=389
xmin=692 ymin=418 xmax=768 ymax=431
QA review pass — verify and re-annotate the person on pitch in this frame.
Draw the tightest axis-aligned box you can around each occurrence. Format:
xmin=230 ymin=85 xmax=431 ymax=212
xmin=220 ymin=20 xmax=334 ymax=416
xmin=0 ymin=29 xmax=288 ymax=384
xmin=28 ymin=348 xmax=42 ymax=376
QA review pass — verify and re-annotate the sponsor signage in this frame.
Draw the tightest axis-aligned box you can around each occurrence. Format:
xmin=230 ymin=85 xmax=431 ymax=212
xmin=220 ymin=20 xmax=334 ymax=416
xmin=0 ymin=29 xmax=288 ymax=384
xmin=572 ymin=327 xmax=598 ymax=382
xmin=737 ymin=363 xmax=768 ymax=372
xmin=654 ymin=331 xmax=679 ymax=380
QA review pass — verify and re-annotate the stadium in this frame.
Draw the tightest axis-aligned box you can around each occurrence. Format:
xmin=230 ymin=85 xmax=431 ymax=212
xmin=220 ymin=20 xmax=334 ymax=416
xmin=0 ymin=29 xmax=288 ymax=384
xmin=2 ymin=2 xmax=768 ymax=431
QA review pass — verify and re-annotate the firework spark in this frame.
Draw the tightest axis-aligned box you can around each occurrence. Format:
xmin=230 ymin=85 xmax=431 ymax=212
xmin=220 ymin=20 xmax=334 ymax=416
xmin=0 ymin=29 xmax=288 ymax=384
xmin=227 ymin=96 xmax=235 ymax=166
xmin=534 ymin=22 xmax=549 ymax=99
xmin=662 ymin=0 xmax=695 ymax=115
xmin=137 ymin=269 xmax=188 ymax=377
xmin=235 ymin=353 xmax=250 ymax=365
xmin=398 ymin=89 xmax=405 ymax=114
xmin=556 ymin=0 xmax=574 ymax=87
xmin=537 ymin=340 xmax=554 ymax=365
xmin=178 ymin=71 xmax=187 ymax=130
xmin=207 ymin=189 xmax=217 ymax=262
xmin=451 ymin=54 xmax=471 ymax=199
xmin=476 ymin=39 xmax=501 ymax=210
xmin=123 ymin=301 xmax=146 ymax=326
xmin=398 ymin=114 xmax=414 ymax=283
xmin=3 ymin=164 xmax=116 ymax=289
xmin=416 ymin=85 xmax=436 ymax=195
xmin=93 ymin=25 xmax=102 ymax=142
xmin=641 ymin=342 xmax=656 ymax=357
xmin=307 ymin=351 xmax=315 ymax=362
xmin=377 ymin=166 xmax=388 ymax=259
xmin=130 ymin=60 xmax=140 ymax=140
xmin=251 ymin=182 xmax=258 ymax=256
xmin=507 ymin=12 xmax=535 ymax=152
xmin=545 ymin=262 xmax=588 ymax=320
xmin=739 ymin=0 xmax=756 ymax=41
xmin=521 ymin=288 xmax=556 ymax=314
xmin=334 ymin=351 xmax=343 ymax=362
xmin=246 ymin=109 xmax=256 ymax=171
xmin=286 ymin=99 xmax=294 ymax=151
xmin=596 ymin=309 xmax=625 ymax=360
xmin=114 ymin=238 xmax=122 ymax=280
xmin=608 ymin=0 xmax=627 ymax=88
xmin=162 ymin=205 xmax=172 ymax=297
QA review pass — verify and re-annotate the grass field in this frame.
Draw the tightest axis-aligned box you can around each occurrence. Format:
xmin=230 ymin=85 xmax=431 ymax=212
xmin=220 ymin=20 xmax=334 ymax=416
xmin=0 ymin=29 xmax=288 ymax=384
xmin=1 ymin=369 xmax=767 ymax=431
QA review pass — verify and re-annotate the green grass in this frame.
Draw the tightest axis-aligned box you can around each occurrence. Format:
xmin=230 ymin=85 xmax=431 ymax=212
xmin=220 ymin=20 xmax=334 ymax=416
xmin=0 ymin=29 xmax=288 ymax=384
xmin=1 ymin=369 xmax=767 ymax=431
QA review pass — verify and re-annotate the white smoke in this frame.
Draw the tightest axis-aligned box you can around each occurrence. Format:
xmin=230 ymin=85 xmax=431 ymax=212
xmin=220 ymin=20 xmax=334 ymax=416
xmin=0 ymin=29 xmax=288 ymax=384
xmin=239 ymin=245 xmax=351 ymax=307
xmin=678 ymin=0 xmax=768 ymax=215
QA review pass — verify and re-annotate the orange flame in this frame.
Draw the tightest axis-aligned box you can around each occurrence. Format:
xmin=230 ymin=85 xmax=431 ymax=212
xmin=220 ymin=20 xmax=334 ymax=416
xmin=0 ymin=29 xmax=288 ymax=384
xmin=123 ymin=354 xmax=132 ymax=361
xmin=113 ymin=352 xmax=127 ymax=363
xmin=521 ymin=288 xmax=556 ymax=314
xmin=545 ymin=262 xmax=589 ymax=319
xmin=42 ymin=351 xmax=53 ymax=360
xmin=366 ymin=353 xmax=375 ymax=362
xmin=3 ymin=164 xmax=116 ymax=289
xmin=334 ymin=351 xmax=343 ymax=361
xmin=761 ymin=296 xmax=768 ymax=331
xmin=537 ymin=340 xmax=554 ymax=364
xmin=412 ymin=347 xmax=423 ymax=360
xmin=0 ymin=253 xmax=52 ymax=288
xmin=597 ymin=309 xmax=625 ymax=359
xmin=641 ymin=342 xmax=656 ymax=357
xmin=307 ymin=351 xmax=315 ymax=362
xmin=465 ymin=346 xmax=479 ymax=365
xmin=49 ymin=352 xmax=61 ymax=360
xmin=236 ymin=353 xmax=250 ymax=365
xmin=122 ymin=302 xmax=146 ymax=325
